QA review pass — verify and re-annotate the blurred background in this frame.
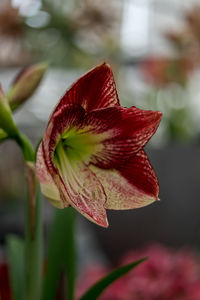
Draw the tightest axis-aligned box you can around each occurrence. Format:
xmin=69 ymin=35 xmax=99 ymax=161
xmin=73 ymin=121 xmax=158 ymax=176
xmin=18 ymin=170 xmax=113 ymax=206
xmin=2 ymin=0 xmax=200 ymax=298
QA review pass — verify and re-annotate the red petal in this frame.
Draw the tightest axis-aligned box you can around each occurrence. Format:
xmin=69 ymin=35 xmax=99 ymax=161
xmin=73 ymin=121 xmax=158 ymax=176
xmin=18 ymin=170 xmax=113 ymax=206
xmin=38 ymin=104 xmax=108 ymax=226
xmin=90 ymin=150 xmax=159 ymax=210
xmin=83 ymin=106 xmax=162 ymax=169
xmin=37 ymin=104 xmax=86 ymax=207
xmin=52 ymin=63 xmax=119 ymax=115
xmin=43 ymin=104 xmax=85 ymax=175
xmin=118 ymin=150 xmax=159 ymax=199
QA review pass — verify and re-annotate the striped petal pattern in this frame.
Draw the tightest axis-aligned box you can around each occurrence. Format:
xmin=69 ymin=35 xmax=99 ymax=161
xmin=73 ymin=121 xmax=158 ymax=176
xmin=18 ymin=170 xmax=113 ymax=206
xmin=36 ymin=63 xmax=162 ymax=227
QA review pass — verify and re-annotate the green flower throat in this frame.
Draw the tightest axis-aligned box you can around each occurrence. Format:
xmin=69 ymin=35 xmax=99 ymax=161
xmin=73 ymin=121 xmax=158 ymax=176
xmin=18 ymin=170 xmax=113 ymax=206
xmin=54 ymin=128 xmax=98 ymax=166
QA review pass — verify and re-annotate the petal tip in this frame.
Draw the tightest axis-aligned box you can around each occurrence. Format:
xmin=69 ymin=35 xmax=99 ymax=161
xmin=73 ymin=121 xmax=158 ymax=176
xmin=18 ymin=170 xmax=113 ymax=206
xmin=153 ymin=110 xmax=162 ymax=125
xmin=102 ymin=61 xmax=111 ymax=69
xmin=99 ymin=218 xmax=109 ymax=228
xmin=92 ymin=213 xmax=109 ymax=228
xmin=150 ymin=110 xmax=162 ymax=133
xmin=156 ymin=110 xmax=162 ymax=121
xmin=96 ymin=62 xmax=112 ymax=73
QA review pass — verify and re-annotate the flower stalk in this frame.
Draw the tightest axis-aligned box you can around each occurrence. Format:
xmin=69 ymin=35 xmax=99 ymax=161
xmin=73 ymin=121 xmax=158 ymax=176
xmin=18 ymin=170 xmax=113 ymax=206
xmin=16 ymin=135 xmax=43 ymax=300
xmin=0 ymin=85 xmax=19 ymax=138
xmin=24 ymin=176 xmax=43 ymax=300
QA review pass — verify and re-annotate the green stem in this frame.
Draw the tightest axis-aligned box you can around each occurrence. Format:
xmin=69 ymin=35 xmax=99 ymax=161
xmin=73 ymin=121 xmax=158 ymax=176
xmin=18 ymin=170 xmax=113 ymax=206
xmin=16 ymin=134 xmax=35 ymax=162
xmin=24 ymin=183 xmax=43 ymax=300
xmin=15 ymin=132 xmax=43 ymax=300
xmin=42 ymin=208 xmax=76 ymax=300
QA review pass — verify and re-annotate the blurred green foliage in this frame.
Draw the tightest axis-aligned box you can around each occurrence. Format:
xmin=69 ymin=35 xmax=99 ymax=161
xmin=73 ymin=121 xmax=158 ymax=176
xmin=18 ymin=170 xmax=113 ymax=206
xmin=23 ymin=0 xmax=121 ymax=68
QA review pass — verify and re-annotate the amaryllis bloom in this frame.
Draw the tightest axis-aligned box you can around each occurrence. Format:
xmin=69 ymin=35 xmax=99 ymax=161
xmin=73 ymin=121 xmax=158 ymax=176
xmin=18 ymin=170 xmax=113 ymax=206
xmin=36 ymin=63 xmax=161 ymax=227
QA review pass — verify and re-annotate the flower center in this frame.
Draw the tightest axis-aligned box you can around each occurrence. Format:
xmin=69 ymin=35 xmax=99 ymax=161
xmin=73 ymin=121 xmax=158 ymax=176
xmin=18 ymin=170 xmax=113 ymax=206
xmin=53 ymin=129 xmax=105 ymax=211
xmin=54 ymin=128 xmax=99 ymax=165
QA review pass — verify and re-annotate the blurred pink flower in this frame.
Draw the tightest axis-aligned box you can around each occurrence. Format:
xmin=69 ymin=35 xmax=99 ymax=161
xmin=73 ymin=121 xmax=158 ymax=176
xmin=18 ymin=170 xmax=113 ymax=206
xmin=141 ymin=56 xmax=194 ymax=87
xmin=76 ymin=245 xmax=200 ymax=300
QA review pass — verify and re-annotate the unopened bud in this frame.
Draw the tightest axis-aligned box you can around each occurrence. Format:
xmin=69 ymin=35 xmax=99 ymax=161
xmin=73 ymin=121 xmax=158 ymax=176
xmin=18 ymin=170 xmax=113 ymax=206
xmin=7 ymin=62 xmax=48 ymax=111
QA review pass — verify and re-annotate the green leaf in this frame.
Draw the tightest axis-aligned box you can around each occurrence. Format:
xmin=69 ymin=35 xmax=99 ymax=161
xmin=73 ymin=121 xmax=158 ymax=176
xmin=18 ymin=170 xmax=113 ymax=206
xmin=0 ymin=128 xmax=8 ymax=142
xmin=6 ymin=235 xmax=25 ymax=300
xmin=42 ymin=207 xmax=76 ymax=300
xmin=79 ymin=257 xmax=147 ymax=300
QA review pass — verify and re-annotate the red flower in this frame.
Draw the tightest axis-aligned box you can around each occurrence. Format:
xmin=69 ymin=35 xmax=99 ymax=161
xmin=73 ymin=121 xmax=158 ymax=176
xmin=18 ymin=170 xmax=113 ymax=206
xmin=76 ymin=245 xmax=200 ymax=300
xmin=36 ymin=63 xmax=161 ymax=227
xmin=0 ymin=263 xmax=12 ymax=300
xmin=142 ymin=56 xmax=194 ymax=87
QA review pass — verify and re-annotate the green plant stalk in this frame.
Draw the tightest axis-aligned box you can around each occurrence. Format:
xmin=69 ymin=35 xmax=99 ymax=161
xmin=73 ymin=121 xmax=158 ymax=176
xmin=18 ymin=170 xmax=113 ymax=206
xmin=16 ymin=134 xmax=35 ymax=162
xmin=6 ymin=235 xmax=25 ymax=300
xmin=42 ymin=207 xmax=76 ymax=300
xmin=16 ymin=133 xmax=43 ymax=300
xmin=24 ymin=184 xmax=43 ymax=300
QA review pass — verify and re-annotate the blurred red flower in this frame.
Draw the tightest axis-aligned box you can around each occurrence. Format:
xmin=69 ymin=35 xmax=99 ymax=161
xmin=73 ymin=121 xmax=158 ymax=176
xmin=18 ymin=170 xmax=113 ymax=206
xmin=76 ymin=245 xmax=200 ymax=300
xmin=0 ymin=263 xmax=12 ymax=300
xmin=141 ymin=56 xmax=194 ymax=87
